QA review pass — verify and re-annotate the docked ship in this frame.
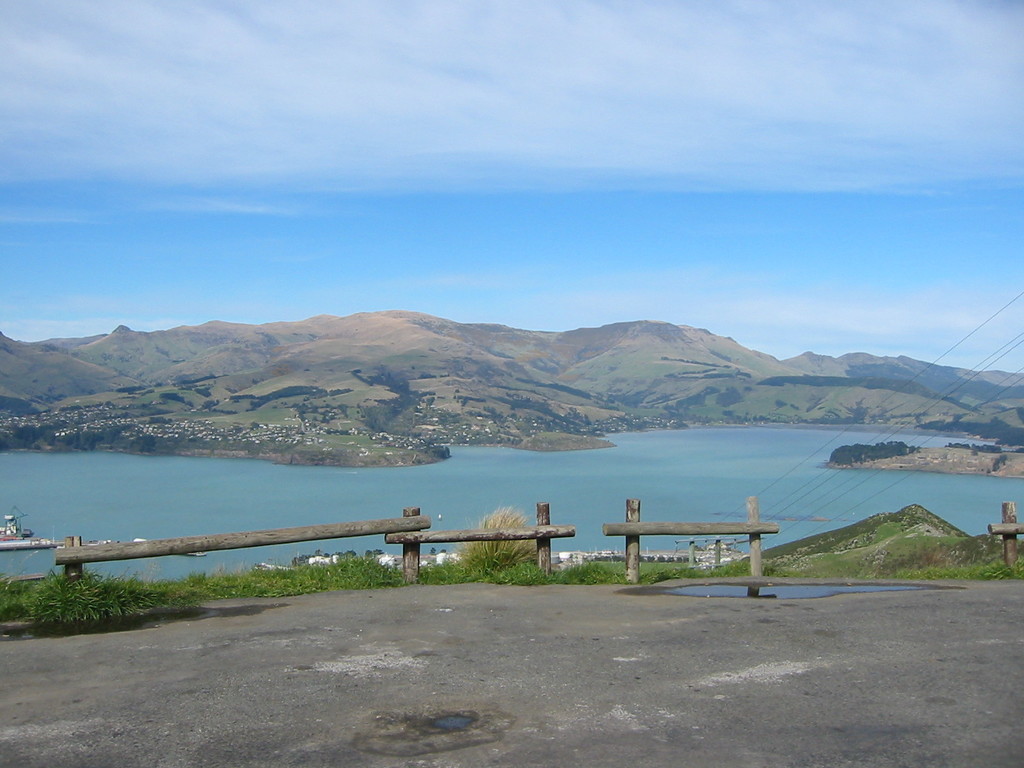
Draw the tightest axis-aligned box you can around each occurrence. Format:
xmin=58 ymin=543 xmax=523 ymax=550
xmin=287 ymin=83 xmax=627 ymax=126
xmin=0 ymin=508 xmax=58 ymax=551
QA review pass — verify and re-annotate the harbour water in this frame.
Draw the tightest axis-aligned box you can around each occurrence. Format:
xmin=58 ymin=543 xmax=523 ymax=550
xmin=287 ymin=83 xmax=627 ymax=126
xmin=2 ymin=426 xmax=1021 ymax=579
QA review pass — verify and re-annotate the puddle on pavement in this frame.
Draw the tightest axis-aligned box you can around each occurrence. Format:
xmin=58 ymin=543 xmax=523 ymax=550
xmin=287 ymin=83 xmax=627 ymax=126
xmin=664 ymin=584 xmax=930 ymax=599
xmin=353 ymin=709 xmax=513 ymax=756
xmin=1 ymin=603 xmax=285 ymax=640
xmin=432 ymin=714 xmax=477 ymax=731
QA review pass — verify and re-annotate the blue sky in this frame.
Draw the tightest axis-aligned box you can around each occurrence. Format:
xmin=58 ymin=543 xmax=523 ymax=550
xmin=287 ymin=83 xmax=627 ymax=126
xmin=1 ymin=1 xmax=1022 ymax=370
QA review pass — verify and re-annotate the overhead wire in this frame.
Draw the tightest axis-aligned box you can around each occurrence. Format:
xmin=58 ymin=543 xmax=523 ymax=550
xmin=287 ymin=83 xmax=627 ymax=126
xmin=768 ymin=337 xmax=1024 ymax=524
xmin=730 ymin=288 xmax=1024 ymax=533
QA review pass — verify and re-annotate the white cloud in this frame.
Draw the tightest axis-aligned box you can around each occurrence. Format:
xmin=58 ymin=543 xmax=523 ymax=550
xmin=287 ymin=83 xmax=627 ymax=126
xmin=1 ymin=0 xmax=1021 ymax=190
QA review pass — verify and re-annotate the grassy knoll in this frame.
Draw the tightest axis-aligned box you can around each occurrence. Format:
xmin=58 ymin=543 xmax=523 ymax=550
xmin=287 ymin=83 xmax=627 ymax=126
xmin=764 ymin=504 xmax=1007 ymax=578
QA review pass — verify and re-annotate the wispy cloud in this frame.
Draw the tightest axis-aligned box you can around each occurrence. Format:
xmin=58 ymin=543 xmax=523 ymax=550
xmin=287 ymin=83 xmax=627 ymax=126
xmin=0 ymin=209 xmax=88 ymax=224
xmin=148 ymin=196 xmax=305 ymax=216
xmin=2 ymin=0 xmax=1021 ymax=191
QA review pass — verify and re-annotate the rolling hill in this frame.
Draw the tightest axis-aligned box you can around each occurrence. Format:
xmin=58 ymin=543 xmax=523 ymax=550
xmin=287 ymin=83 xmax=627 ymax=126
xmin=1 ymin=311 xmax=1021 ymax=466
xmin=764 ymin=504 xmax=1002 ymax=577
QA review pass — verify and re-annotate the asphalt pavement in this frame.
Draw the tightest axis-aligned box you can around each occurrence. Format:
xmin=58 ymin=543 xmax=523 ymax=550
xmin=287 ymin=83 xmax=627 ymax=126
xmin=2 ymin=578 xmax=1022 ymax=767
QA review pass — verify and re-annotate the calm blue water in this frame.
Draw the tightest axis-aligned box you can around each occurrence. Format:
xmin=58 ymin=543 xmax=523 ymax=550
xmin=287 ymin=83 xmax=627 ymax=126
xmin=2 ymin=427 xmax=1020 ymax=579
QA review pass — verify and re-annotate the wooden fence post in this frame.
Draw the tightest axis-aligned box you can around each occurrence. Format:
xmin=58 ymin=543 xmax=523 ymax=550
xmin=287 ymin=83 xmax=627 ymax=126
xmin=402 ymin=507 xmax=421 ymax=584
xmin=747 ymin=496 xmax=763 ymax=578
xmin=63 ymin=536 xmax=83 ymax=581
xmin=1002 ymin=501 xmax=1018 ymax=567
xmin=536 ymin=502 xmax=552 ymax=575
xmin=625 ymin=498 xmax=641 ymax=584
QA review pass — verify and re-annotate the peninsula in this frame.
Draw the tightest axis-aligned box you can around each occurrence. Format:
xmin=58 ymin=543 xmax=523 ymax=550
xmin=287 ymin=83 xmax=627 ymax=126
xmin=828 ymin=443 xmax=1024 ymax=478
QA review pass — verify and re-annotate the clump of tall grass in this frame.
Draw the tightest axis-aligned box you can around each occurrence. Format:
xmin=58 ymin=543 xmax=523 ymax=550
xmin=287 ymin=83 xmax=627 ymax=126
xmin=28 ymin=572 xmax=162 ymax=624
xmin=457 ymin=507 xmax=536 ymax=574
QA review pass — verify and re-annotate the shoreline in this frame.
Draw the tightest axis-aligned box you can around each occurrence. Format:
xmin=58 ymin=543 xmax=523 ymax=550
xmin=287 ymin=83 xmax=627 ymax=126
xmin=2 ymin=422 xmax=997 ymax=469
xmin=830 ymin=445 xmax=1024 ymax=479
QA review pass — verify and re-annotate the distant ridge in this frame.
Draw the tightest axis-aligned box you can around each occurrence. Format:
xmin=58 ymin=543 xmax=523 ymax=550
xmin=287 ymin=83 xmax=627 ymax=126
xmin=1 ymin=311 xmax=1022 ymax=466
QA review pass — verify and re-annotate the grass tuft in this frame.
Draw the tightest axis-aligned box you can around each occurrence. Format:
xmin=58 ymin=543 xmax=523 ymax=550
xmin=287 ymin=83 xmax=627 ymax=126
xmin=456 ymin=507 xmax=536 ymax=572
xmin=28 ymin=572 xmax=161 ymax=624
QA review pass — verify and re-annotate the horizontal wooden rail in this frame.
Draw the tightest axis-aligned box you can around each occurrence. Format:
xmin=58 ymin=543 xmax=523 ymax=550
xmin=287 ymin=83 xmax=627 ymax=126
xmin=56 ymin=516 xmax=432 ymax=567
xmin=602 ymin=522 xmax=779 ymax=537
xmin=394 ymin=504 xmax=573 ymax=583
xmin=604 ymin=498 xmax=779 ymax=583
xmin=987 ymin=523 xmax=1024 ymax=536
xmin=385 ymin=525 xmax=575 ymax=545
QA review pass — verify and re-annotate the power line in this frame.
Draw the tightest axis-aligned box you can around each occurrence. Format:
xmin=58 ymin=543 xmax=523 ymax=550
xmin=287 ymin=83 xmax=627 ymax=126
xmin=744 ymin=288 xmax=1024 ymax=535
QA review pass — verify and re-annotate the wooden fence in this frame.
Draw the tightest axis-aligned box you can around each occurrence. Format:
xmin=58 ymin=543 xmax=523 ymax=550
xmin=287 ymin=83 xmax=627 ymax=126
xmin=43 ymin=496 xmax=1024 ymax=585
xmin=385 ymin=503 xmax=576 ymax=583
xmin=55 ymin=515 xmax=431 ymax=579
xmin=603 ymin=497 xmax=779 ymax=583
xmin=988 ymin=501 xmax=1020 ymax=567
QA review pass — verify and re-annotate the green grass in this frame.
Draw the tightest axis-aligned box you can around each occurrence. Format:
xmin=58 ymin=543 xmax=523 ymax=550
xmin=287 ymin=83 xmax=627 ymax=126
xmin=3 ymin=552 xmax=1021 ymax=628
xmin=170 ymin=556 xmax=405 ymax=599
xmin=0 ymin=558 xmax=739 ymax=625
xmin=0 ymin=556 xmax=405 ymax=626
xmin=891 ymin=559 xmax=1024 ymax=581
xmin=25 ymin=572 xmax=164 ymax=624
xmin=0 ymin=579 xmax=36 ymax=622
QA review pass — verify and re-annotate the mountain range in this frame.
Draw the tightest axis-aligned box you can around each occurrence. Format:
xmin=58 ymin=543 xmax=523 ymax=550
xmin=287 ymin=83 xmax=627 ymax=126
xmin=2 ymin=311 xmax=1022 ymax=465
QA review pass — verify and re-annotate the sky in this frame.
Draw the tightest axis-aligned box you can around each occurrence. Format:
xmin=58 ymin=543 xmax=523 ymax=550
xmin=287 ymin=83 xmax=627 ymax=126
xmin=1 ymin=0 xmax=1023 ymax=370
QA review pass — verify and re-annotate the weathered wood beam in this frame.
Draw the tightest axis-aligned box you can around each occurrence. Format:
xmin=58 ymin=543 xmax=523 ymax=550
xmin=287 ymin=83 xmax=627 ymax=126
xmin=993 ymin=501 xmax=1019 ymax=567
xmin=602 ymin=522 xmax=780 ymax=537
xmin=402 ymin=507 xmax=422 ymax=584
xmin=988 ymin=523 xmax=1024 ymax=535
xmin=385 ymin=525 xmax=575 ymax=545
xmin=536 ymin=502 xmax=552 ymax=575
xmin=56 ymin=516 xmax=431 ymax=565
xmin=747 ymin=496 xmax=764 ymax=579
xmin=625 ymin=498 xmax=641 ymax=584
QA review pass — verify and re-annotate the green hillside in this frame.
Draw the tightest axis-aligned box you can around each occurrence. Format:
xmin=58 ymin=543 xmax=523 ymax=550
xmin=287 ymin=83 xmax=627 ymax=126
xmin=765 ymin=504 xmax=1002 ymax=577
xmin=2 ymin=311 xmax=1022 ymax=466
